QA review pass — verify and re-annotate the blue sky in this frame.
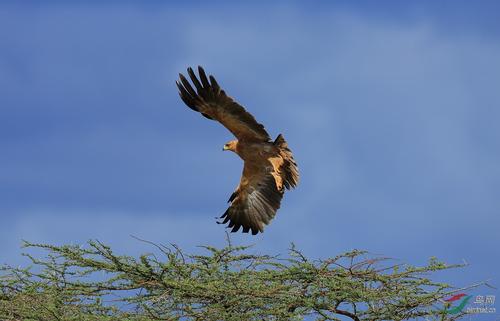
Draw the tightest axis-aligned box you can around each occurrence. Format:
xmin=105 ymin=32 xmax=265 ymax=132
xmin=1 ymin=1 xmax=499 ymax=317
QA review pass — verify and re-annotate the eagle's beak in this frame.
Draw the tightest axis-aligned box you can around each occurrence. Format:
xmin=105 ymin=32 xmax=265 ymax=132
xmin=223 ymin=145 xmax=228 ymax=151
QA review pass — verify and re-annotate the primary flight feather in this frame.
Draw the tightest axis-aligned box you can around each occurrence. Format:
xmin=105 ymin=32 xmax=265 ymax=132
xmin=176 ymin=66 xmax=299 ymax=235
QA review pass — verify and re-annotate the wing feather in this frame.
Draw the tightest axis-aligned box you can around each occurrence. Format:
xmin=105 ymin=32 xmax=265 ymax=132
xmin=177 ymin=66 xmax=271 ymax=142
xmin=219 ymin=164 xmax=284 ymax=235
xmin=187 ymin=67 xmax=204 ymax=92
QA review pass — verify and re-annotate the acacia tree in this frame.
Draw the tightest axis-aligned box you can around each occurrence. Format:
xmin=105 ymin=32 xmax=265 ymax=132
xmin=0 ymin=236 xmax=482 ymax=321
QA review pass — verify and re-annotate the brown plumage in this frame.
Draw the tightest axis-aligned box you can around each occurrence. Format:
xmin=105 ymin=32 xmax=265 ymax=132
xmin=176 ymin=66 xmax=299 ymax=235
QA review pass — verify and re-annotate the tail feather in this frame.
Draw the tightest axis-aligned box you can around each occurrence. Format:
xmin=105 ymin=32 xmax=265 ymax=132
xmin=274 ymin=134 xmax=299 ymax=190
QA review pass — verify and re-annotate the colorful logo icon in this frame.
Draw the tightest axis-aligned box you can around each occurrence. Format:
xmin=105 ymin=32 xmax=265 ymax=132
xmin=444 ymin=293 xmax=472 ymax=314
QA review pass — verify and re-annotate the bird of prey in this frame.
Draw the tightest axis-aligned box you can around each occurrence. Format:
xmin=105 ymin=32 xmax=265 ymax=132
xmin=176 ymin=66 xmax=299 ymax=235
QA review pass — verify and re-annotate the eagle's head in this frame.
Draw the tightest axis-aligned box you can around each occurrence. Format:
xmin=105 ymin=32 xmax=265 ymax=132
xmin=223 ymin=140 xmax=238 ymax=152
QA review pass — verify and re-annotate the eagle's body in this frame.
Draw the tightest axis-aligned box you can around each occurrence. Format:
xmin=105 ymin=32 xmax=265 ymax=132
xmin=176 ymin=67 xmax=299 ymax=234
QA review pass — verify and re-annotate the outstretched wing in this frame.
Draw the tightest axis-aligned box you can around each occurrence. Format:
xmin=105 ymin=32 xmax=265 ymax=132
xmin=176 ymin=66 xmax=271 ymax=142
xmin=219 ymin=161 xmax=284 ymax=235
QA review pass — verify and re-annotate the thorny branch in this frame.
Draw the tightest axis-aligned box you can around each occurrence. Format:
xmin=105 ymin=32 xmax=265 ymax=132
xmin=0 ymin=238 xmax=486 ymax=321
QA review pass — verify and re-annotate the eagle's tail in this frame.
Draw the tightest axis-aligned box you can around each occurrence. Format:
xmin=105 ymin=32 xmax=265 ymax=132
xmin=274 ymin=134 xmax=299 ymax=190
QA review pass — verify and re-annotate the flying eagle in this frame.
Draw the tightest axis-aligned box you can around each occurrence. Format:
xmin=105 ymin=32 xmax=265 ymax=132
xmin=176 ymin=66 xmax=299 ymax=235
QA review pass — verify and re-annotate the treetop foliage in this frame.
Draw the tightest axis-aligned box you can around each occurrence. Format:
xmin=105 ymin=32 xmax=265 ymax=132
xmin=0 ymin=236 xmax=482 ymax=321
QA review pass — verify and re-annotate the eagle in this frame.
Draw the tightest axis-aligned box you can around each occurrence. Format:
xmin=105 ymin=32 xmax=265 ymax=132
xmin=176 ymin=66 xmax=299 ymax=235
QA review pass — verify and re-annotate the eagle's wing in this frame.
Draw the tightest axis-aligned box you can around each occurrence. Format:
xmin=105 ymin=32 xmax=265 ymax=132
xmin=219 ymin=159 xmax=284 ymax=235
xmin=176 ymin=66 xmax=271 ymax=142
